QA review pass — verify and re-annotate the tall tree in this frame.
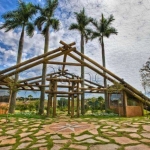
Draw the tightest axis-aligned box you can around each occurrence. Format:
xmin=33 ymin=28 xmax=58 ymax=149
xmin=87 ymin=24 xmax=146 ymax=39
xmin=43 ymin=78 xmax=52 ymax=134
xmin=34 ymin=0 xmax=59 ymax=114
xmin=0 ymin=2 xmax=37 ymax=113
xmin=91 ymin=14 xmax=117 ymax=109
xmin=69 ymin=8 xmax=92 ymax=115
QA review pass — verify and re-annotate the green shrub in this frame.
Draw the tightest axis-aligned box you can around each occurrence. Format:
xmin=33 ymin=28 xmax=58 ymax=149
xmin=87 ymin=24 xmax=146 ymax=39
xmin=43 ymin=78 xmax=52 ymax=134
xmin=28 ymin=103 xmax=35 ymax=112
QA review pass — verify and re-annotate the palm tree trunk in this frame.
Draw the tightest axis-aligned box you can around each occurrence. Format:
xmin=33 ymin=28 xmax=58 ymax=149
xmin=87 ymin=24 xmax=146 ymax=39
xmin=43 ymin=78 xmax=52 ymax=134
xmin=101 ymin=36 xmax=108 ymax=110
xmin=9 ymin=25 xmax=25 ymax=113
xmin=81 ymin=34 xmax=85 ymax=115
xmin=39 ymin=27 xmax=49 ymax=115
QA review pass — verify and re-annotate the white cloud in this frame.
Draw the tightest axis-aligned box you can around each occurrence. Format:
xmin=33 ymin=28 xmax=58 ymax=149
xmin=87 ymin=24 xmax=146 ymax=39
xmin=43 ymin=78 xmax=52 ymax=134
xmin=0 ymin=0 xmax=150 ymax=93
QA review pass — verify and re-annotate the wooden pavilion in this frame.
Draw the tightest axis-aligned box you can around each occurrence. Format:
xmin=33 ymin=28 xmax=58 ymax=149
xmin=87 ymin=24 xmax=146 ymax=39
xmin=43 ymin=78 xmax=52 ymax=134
xmin=0 ymin=41 xmax=150 ymax=117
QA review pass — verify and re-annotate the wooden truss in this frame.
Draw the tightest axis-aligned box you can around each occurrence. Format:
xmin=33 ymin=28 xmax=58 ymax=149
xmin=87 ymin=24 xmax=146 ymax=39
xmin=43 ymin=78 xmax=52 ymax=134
xmin=0 ymin=41 xmax=150 ymax=117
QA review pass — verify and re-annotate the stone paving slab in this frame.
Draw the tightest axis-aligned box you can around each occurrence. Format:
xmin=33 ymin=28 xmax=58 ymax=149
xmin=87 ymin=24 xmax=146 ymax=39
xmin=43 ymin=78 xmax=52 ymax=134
xmin=0 ymin=136 xmax=12 ymax=141
xmin=140 ymin=138 xmax=150 ymax=143
xmin=124 ymin=144 xmax=150 ymax=150
xmin=53 ymin=139 xmax=70 ymax=144
xmin=79 ymin=138 xmax=99 ymax=144
xmin=20 ymin=137 xmax=33 ymax=142
xmin=20 ymin=132 xmax=32 ymax=138
xmin=0 ymin=138 xmax=16 ymax=145
xmin=95 ymin=137 xmax=110 ymax=142
xmin=111 ymin=137 xmax=140 ymax=145
xmin=116 ymin=128 xmax=138 ymax=132
xmin=30 ymin=143 xmax=47 ymax=148
xmin=141 ymin=133 xmax=150 ymax=138
xmin=0 ymin=146 xmax=12 ymax=150
xmin=89 ymin=144 xmax=120 ymax=150
xmin=74 ymin=134 xmax=93 ymax=141
xmin=142 ymin=125 xmax=150 ymax=132
xmin=39 ymin=147 xmax=47 ymax=150
xmin=51 ymin=144 xmax=63 ymax=150
xmin=69 ymin=144 xmax=87 ymax=150
xmin=17 ymin=142 xmax=31 ymax=149
xmin=51 ymin=135 xmax=61 ymax=140
xmin=129 ymin=133 xmax=141 ymax=139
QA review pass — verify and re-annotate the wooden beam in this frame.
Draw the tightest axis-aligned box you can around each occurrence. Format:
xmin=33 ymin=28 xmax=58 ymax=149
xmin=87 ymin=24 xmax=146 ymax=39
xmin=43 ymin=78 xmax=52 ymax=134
xmin=19 ymin=72 xmax=60 ymax=83
xmin=46 ymin=78 xmax=82 ymax=82
xmin=60 ymin=41 xmax=76 ymax=49
xmin=0 ymin=48 xmax=60 ymax=76
xmin=0 ymin=41 xmax=75 ymax=75
xmin=45 ymin=91 xmax=82 ymax=94
xmin=65 ymin=72 xmax=104 ymax=88
xmin=46 ymin=61 xmax=83 ymax=66
xmin=74 ymin=50 xmax=150 ymax=102
xmin=62 ymin=54 xmax=67 ymax=73
xmin=68 ymin=52 xmax=116 ymax=83
xmin=80 ymin=87 xmax=107 ymax=91
xmin=0 ymin=47 xmax=75 ymax=80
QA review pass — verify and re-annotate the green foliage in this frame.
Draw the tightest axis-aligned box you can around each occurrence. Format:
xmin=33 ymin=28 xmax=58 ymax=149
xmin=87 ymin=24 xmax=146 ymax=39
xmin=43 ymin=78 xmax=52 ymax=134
xmin=16 ymin=100 xmax=40 ymax=113
xmin=34 ymin=0 xmax=60 ymax=36
xmin=90 ymin=13 xmax=117 ymax=42
xmin=107 ymin=81 xmax=124 ymax=93
xmin=17 ymin=103 xmax=28 ymax=112
xmin=69 ymin=8 xmax=93 ymax=42
xmin=0 ymin=1 xmax=37 ymax=35
xmin=58 ymin=98 xmax=68 ymax=111
xmin=85 ymin=96 xmax=105 ymax=114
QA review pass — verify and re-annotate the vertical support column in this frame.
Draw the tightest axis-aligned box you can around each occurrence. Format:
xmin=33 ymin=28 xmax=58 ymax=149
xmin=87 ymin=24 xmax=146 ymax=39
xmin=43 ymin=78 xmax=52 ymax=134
xmin=47 ymin=75 xmax=52 ymax=117
xmin=53 ymin=76 xmax=57 ymax=117
xmin=68 ymin=82 xmax=71 ymax=115
xmin=76 ymin=78 xmax=80 ymax=117
xmin=71 ymin=79 xmax=75 ymax=118
xmin=123 ymin=91 xmax=127 ymax=117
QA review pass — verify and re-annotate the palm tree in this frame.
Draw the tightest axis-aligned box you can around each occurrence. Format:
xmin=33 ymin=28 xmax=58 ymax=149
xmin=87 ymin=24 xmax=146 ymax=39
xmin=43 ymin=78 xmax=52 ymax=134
xmin=0 ymin=2 xmax=37 ymax=113
xmin=91 ymin=14 xmax=117 ymax=109
xmin=69 ymin=8 xmax=92 ymax=115
xmin=34 ymin=0 xmax=59 ymax=114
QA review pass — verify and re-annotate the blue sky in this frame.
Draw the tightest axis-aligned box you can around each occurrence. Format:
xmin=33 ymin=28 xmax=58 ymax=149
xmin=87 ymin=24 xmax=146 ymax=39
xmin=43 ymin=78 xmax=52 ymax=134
xmin=0 ymin=0 xmax=150 ymax=98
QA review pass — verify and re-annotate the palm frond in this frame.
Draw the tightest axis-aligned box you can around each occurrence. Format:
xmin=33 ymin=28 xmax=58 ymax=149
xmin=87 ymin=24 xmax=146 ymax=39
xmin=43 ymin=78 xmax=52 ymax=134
xmin=0 ymin=20 xmax=21 ymax=32
xmin=91 ymin=31 xmax=101 ymax=40
xmin=26 ymin=22 xmax=34 ymax=37
xmin=91 ymin=19 xmax=99 ymax=29
xmin=69 ymin=23 xmax=79 ymax=30
xmin=104 ymin=27 xmax=118 ymax=38
xmin=50 ymin=18 xmax=60 ymax=31
xmin=34 ymin=16 xmax=46 ymax=31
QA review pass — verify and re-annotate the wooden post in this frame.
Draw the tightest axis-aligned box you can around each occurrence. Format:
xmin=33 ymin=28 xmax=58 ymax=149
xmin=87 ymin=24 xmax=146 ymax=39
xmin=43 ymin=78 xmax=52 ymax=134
xmin=68 ymin=82 xmax=71 ymax=115
xmin=53 ymin=77 xmax=57 ymax=117
xmin=71 ymin=94 xmax=74 ymax=118
xmin=123 ymin=91 xmax=127 ymax=117
xmin=47 ymin=75 xmax=52 ymax=117
xmin=71 ymin=80 xmax=75 ymax=118
xmin=76 ymin=77 xmax=80 ymax=117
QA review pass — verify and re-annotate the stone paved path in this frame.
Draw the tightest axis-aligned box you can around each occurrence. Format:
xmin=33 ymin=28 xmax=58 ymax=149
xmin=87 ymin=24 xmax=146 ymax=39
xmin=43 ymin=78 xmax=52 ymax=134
xmin=0 ymin=116 xmax=150 ymax=149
